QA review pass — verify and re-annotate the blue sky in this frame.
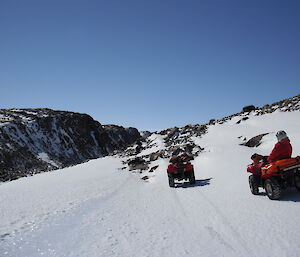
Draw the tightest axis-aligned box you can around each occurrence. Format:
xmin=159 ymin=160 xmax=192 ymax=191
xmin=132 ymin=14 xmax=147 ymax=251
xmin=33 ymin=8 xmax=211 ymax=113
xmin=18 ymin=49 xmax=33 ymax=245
xmin=1 ymin=0 xmax=299 ymax=131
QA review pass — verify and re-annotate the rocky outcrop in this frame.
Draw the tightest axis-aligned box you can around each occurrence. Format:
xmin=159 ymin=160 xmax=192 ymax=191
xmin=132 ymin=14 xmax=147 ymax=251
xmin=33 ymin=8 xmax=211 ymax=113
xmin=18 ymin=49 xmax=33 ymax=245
xmin=103 ymin=125 xmax=141 ymax=149
xmin=240 ymin=133 xmax=269 ymax=147
xmin=213 ymin=94 xmax=300 ymax=125
xmin=0 ymin=109 xmax=141 ymax=181
xmin=242 ymin=105 xmax=256 ymax=112
xmin=161 ymin=124 xmax=206 ymax=157
xmin=120 ymin=123 xmax=206 ymax=173
xmin=120 ymin=94 xmax=300 ymax=175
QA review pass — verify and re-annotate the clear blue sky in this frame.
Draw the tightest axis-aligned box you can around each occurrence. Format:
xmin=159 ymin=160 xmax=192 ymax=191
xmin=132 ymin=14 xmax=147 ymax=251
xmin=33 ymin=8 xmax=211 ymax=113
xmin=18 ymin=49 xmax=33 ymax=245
xmin=1 ymin=0 xmax=299 ymax=131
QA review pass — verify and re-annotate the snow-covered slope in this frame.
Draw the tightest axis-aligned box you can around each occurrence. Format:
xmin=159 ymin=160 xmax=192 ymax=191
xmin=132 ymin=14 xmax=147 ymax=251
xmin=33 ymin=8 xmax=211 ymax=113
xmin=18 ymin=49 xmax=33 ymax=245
xmin=1 ymin=110 xmax=300 ymax=257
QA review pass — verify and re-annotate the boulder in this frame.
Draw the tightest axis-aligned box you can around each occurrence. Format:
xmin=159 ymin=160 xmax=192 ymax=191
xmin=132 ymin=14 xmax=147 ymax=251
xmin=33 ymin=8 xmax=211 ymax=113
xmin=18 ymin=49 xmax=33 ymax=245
xmin=128 ymin=157 xmax=148 ymax=171
xmin=209 ymin=119 xmax=216 ymax=125
xmin=236 ymin=117 xmax=249 ymax=124
xmin=242 ymin=105 xmax=256 ymax=113
xmin=149 ymin=165 xmax=159 ymax=173
xmin=241 ymin=133 xmax=269 ymax=147
xmin=149 ymin=151 xmax=160 ymax=161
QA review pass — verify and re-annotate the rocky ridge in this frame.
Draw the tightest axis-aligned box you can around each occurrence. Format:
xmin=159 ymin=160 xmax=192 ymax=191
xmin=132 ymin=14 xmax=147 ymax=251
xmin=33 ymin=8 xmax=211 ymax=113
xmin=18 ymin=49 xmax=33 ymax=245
xmin=216 ymin=94 xmax=300 ymax=125
xmin=118 ymin=124 xmax=207 ymax=174
xmin=1 ymin=94 xmax=299 ymax=182
xmin=0 ymin=109 xmax=140 ymax=181
xmin=120 ymin=94 xmax=300 ymax=177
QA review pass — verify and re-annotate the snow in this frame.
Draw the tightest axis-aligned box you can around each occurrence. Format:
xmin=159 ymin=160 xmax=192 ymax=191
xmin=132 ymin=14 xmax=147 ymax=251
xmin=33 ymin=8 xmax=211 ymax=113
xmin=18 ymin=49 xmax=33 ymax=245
xmin=1 ymin=111 xmax=300 ymax=257
xmin=37 ymin=152 xmax=59 ymax=167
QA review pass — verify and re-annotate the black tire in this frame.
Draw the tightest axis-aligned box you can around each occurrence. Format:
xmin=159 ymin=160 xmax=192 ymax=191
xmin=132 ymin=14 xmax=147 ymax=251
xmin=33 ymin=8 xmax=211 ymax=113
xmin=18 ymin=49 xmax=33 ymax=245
xmin=249 ymin=175 xmax=259 ymax=195
xmin=265 ymin=178 xmax=281 ymax=200
xmin=294 ymin=174 xmax=300 ymax=191
xmin=168 ymin=174 xmax=175 ymax=187
xmin=189 ymin=169 xmax=196 ymax=185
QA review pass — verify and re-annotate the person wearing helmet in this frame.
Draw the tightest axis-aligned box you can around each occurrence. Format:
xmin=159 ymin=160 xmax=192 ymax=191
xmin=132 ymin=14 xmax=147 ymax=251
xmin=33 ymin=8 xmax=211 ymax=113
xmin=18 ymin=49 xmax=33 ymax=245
xmin=267 ymin=130 xmax=292 ymax=163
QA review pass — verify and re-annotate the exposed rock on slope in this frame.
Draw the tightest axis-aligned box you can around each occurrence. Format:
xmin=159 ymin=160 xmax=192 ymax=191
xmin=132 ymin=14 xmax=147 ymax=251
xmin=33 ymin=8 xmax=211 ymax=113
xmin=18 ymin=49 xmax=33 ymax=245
xmin=120 ymin=124 xmax=206 ymax=172
xmin=0 ymin=109 xmax=140 ymax=181
xmin=240 ymin=133 xmax=269 ymax=147
xmin=216 ymin=94 xmax=300 ymax=125
xmin=120 ymin=93 xmax=300 ymax=174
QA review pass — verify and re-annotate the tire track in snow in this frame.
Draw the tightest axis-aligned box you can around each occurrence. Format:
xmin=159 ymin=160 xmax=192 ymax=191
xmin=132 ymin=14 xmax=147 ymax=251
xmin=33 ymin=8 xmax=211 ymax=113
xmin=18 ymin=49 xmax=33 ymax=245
xmin=0 ymin=172 xmax=135 ymax=257
xmin=197 ymin=190 xmax=257 ymax=257
xmin=136 ymin=160 xmax=254 ymax=256
xmin=169 ymin=182 xmax=258 ymax=257
xmin=171 ymin=188 xmax=237 ymax=254
xmin=204 ymin=225 xmax=235 ymax=252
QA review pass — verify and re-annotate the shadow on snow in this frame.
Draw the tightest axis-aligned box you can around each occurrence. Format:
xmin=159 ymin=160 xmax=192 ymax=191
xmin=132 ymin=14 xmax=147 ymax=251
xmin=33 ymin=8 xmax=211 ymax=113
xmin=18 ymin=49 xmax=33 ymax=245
xmin=175 ymin=178 xmax=212 ymax=188
xmin=278 ymin=189 xmax=300 ymax=202
xmin=255 ymin=189 xmax=300 ymax=202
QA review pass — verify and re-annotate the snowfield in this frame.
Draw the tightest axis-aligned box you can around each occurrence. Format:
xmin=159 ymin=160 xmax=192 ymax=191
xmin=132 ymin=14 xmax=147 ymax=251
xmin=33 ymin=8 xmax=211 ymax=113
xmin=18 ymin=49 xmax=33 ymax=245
xmin=1 ymin=111 xmax=300 ymax=257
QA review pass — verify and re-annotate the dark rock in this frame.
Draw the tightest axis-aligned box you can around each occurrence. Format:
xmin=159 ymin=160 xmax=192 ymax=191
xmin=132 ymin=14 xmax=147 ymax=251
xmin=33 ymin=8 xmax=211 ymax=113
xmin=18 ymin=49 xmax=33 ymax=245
xmin=236 ymin=117 xmax=249 ymax=124
xmin=241 ymin=133 xmax=269 ymax=147
xmin=0 ymin=108 xmax=141 ymax=181
xmin=149 ymin=151 xmax=160 ymax=161
xmin=128 ymin=157 xmax=145 ymax=166
xmin=140 ymin=131 xmax=152 ymax=139
xmin=242 ymin=105 xmax=256 ymax=113
xmin=209 ymin=119 xmax=216 ymax=125
xmin=128 ymin=157 xmax=148 ymax=171
xmin=149 ymin=165 xmax=159 ymax=172
xmin=165 ymin=127 xmax=180 ymax=140
xmin=103 ymin=125 xmax=141 ymax=149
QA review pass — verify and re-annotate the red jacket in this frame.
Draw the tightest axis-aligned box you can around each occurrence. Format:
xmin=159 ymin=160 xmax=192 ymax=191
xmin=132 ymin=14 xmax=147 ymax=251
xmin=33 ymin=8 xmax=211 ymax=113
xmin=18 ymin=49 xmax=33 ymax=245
xmin=267 ymin=139 xmax=292 ymax=163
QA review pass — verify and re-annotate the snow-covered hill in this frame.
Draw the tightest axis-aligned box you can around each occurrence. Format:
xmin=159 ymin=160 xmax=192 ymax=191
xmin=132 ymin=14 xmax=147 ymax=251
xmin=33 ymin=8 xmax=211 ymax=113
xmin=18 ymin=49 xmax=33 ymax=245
xmin=1 ymin=109 xmax=300 ymax=257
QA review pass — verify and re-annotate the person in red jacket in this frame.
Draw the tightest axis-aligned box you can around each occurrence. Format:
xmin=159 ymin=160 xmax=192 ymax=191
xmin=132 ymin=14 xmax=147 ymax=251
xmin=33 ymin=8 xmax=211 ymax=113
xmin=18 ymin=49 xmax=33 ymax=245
xmin=267 ymin=130 xmax=292 ymax=163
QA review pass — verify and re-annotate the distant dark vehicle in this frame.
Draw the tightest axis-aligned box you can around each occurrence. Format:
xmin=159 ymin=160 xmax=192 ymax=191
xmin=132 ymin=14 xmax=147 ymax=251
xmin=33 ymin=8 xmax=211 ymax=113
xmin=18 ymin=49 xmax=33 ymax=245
xmin=247 ymin=157 xmax=300 ymax=200
xmin=167 ymin=154 xmax=195 ymax=187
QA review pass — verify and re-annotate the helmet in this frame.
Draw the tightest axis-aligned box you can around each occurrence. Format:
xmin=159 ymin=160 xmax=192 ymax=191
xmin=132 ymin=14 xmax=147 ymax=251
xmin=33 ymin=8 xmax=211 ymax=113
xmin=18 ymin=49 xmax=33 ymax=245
xmin=276 ymin=130 xmax=288 ymax=142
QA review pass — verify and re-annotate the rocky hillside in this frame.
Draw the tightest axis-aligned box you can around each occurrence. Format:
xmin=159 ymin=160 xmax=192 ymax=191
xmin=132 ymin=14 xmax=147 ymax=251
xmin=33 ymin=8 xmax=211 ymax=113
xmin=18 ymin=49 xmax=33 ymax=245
xmin=1 ymin=94 xmax=299 ymax=182
xmin=215 ymin=93 xmax=300 ymax=125
xmin=0 ymin=109 xmax=141 ymax=181
xmin=120 ymin=94 xmax=300 ymax=176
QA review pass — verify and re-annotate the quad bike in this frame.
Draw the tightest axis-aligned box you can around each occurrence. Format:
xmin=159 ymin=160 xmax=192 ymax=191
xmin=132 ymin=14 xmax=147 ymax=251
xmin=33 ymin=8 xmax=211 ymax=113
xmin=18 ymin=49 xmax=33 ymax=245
xmin=167 ymin=155 xmax=196 ymax=187
xmin=247 ymin=157 xmax=300 ymax=200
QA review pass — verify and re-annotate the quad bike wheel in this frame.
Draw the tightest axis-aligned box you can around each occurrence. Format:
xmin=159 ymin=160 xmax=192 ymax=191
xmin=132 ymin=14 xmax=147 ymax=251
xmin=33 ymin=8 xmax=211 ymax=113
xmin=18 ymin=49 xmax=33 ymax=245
xmin=294 ymin=173 xmax=300 ymax=191
xmin=168 ymin=174 xmax=175 ymax=187
xmin=189 ymin=169 xmax=196 ymax=185
xmin=265 ymin=178 xmax=281 ymax=200
xmin=249 ymin=175 xmax=259 ymax=195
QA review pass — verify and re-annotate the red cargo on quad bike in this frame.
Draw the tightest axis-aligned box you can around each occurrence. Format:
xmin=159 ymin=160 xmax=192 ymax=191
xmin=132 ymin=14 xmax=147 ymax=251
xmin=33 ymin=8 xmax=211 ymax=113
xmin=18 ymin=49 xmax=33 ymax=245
xmin=167 ymin=155 xmax=196 ymax=187
xmin=247 ymin=156 xmax=300 ymax=200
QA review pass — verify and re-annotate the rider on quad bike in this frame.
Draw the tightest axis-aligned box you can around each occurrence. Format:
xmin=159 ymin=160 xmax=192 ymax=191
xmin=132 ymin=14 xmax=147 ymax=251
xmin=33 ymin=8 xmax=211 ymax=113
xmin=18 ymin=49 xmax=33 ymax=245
xmin=267 ymin=130 xmax=292 ymax=163
xmin=247 ymin=131 xmax=300 ymax=200
xmin=167 ymin=152 xmax=196 ymax=187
